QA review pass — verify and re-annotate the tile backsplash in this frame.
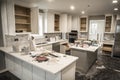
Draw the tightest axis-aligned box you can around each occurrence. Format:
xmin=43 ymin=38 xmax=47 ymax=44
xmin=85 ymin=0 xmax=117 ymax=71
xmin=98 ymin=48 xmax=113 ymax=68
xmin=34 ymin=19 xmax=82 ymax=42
xmin=5 ymin=34 xmax=30 ymax=47
xmin=44 ymin=32 xmax=62 ymax=39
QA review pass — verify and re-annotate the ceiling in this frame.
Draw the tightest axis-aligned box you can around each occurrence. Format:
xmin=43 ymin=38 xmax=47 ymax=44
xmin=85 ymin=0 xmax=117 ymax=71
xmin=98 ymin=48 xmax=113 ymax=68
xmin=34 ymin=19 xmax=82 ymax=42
xmin=19 ymin=0 xmax=120 ymax=15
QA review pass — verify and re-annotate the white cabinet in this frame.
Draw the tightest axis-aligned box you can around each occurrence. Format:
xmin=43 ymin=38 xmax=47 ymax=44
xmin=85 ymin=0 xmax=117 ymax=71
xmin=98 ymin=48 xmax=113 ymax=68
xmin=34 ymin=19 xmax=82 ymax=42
xmin=80 ymin=16 xmax=88 ymax=32
xmin=67 ymin=15 xmax=72 ymax=32
xmin=61 ymin=62 xmax=76 ymax=80
xmin=1 ymin=0 xmax=15 ymax=35
xmin=60 ymin=14 xmax=68 ymax=32
xmin=5 ymin=55 xmax=32 ymax=80
xmin=44 ymin=12 xmax=55 ymax=33
xmin=72 ymin=16 xmax=80 ymax=31
xmin=5 ymin=54 xmax=15 ymax=73
xmin=22 ymin=61 xmax=32 ymax=80
xmin=46 ymin=72 xmax=61 ymax=80
xmin=14 ymin=58 xmax=22 ymax=78
xmin=32 ymin=66 xmax=45 ymax=80
xmin=5 ymin=54 xmax=22 ymax=79
xmin=105 ymin=14 xmax=116 ymax=33
xmin=31 ymin=7 xmax=39 ymax=34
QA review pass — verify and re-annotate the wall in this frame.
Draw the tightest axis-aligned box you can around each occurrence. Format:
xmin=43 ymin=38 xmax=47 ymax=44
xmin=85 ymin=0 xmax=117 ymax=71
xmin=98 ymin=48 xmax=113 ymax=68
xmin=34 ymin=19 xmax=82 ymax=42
xmin=0 ymin=1 xmax=4 ymax=47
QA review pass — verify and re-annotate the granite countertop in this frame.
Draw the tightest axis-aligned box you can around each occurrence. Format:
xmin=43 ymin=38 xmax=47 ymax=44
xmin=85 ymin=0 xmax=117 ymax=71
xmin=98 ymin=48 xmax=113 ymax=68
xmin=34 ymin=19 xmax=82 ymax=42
xmin=0 ymin=47 xmax=78 ymax=74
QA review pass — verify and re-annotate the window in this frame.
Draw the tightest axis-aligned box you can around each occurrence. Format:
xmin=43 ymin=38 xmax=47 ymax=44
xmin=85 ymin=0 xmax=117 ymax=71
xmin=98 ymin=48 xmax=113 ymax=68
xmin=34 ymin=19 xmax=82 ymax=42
xmin=39 ymin=13 xmax=44 ymax=36
xmin=89 ymin=20 xmax=105 ymax=42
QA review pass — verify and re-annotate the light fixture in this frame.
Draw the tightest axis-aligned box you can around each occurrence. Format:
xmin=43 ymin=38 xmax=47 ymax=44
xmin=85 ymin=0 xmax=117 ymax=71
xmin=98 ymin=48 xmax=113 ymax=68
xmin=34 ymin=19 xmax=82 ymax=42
xmin=114 ymin=8 xmax=118 ymax=11
xmin=70 ymin=5 xmax=75 ymax=10
xmin=112 ymin=0 xmax=118 ymax=3
xmin=48 ymin=0 xmax=54 ymax=2
xmin=81 ymin=11 xmax=85 ymax=14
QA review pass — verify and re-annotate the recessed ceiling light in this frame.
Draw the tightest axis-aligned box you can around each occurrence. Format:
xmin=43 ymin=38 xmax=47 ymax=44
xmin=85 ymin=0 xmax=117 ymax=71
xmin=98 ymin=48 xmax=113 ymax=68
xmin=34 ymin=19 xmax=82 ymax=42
xmin=114 ymin=8 xmax=118 ymax=11
xmin=112 ymin=0 xmax=118 ymax=3
xmin=81 ymin=11 xmax=85 ymax=14
xmin=70 ymin=5 xmax=75 ymax=10
xmin=48 ymin=0 xmax=54 ymax=2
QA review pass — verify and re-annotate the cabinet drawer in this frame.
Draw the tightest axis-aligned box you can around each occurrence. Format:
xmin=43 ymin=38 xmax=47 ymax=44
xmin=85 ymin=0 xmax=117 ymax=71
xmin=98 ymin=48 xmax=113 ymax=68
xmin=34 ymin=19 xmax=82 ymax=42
xmin=102 ymin=47 xmax=112 ymax=52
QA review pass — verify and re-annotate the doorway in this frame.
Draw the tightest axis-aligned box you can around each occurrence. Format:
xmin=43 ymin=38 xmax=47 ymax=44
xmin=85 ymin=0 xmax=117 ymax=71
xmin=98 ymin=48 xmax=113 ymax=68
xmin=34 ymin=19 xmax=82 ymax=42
xmin=89 ymin=20 xmax=105 ymax=42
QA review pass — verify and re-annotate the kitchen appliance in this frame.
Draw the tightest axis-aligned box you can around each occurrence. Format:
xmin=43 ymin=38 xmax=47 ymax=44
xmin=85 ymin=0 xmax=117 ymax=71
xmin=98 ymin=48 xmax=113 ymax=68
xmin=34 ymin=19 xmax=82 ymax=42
xmin=69 ymin=30 xmax=78 ymax=43
xmin=112 ymin=20 xmax=120 ymax=58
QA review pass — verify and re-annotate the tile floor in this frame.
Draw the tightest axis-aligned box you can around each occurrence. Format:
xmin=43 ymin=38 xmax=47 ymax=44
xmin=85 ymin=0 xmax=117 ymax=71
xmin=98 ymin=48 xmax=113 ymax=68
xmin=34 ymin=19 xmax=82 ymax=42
xmin=75 ymin=52 xmax=120 ymax=80
xmin=0 ymin=52 xmax=120 ymax=80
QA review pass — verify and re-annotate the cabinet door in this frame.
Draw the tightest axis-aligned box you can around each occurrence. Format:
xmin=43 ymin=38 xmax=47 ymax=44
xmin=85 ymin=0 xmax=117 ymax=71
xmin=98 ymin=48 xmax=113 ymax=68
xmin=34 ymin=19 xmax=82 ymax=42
xmin=0 ymin=51 xmax=5 ymax=70
xmin=32 ymin=66 xmax=45 ymax=80
xmin=5 ymin=54 xmax=15 ymax=73
xmin=46 ymin=72 xmax=61 ymax=80
xmin=80 ymin=17 xmax=88 ymax=32
xmin=62 ymin=62 xmax=76 ymax=80
xmin=71 ymin=49 xmax=87 ymax=73
xmin=105 ymin=15 xmax=116 ymax=33
xmin=14 ymin=58 xmax=22 ymax=79
xmin=22 ymin=61 xmax=32 ymax=80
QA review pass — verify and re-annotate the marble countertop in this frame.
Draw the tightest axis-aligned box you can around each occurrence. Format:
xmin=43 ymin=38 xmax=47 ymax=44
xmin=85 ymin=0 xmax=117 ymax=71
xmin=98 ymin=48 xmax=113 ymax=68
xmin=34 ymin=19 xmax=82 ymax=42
xmin=70 ymin=45 xmax=100 ymax=52
xmin=103 ymin=40 xmax=114 ymax=45
xmin=0 ymin=47 xmax=78 ymax=74
xmin=36 ymin=39 xmax=67 ymax=47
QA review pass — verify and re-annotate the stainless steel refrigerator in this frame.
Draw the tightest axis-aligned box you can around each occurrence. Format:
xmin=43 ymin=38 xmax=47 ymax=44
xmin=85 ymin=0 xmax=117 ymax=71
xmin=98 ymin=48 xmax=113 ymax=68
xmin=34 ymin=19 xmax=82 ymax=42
xmin=112 ymin=20 xmax=120 ymax=58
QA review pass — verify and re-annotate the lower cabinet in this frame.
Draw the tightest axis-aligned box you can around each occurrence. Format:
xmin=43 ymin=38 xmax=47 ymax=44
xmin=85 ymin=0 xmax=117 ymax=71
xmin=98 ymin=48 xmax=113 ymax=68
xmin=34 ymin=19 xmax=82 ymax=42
xmin=0 ymin=51 xmax=5 ymax=70
xmin=61 ymin=62 xmax=76 ymax=80
xmin=14 ymin=58 xmax=22 ymax=78
xmin=5 ymin=54 xmax=32 ymax=80
xmin=22 ymin=61 xmax=32 ymax=80
xmin=5 ymin=53 xmax=76 ymax=80
xmin=71 ymin=49 xmax=97 ymax=73
xmin=5 ymin=54 xmax=15 ymax=73
xmin=32 ymin=66 xmax=45 ymax=80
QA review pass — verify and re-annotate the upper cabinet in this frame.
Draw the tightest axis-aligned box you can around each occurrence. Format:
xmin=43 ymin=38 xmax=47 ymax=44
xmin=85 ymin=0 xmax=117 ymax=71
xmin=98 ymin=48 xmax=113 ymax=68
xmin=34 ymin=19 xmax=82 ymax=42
xmin=80 ymin=17 xmax=88 ymax=32
xmin=105 ymin=14 xmax=116 ymax=33
xmin=54 ymin=14 xmax=60 ymax=31
xmin=14 ymin=5 xmax=31 ymax=33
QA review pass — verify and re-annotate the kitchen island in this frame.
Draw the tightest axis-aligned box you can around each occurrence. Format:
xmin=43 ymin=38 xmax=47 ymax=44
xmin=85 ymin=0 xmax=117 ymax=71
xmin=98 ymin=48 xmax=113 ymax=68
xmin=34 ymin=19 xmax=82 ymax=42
xmin=70 ymin=45 xmax=99 ymax=73
xmin=0 ymin=47 xmax=78 ymax=80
